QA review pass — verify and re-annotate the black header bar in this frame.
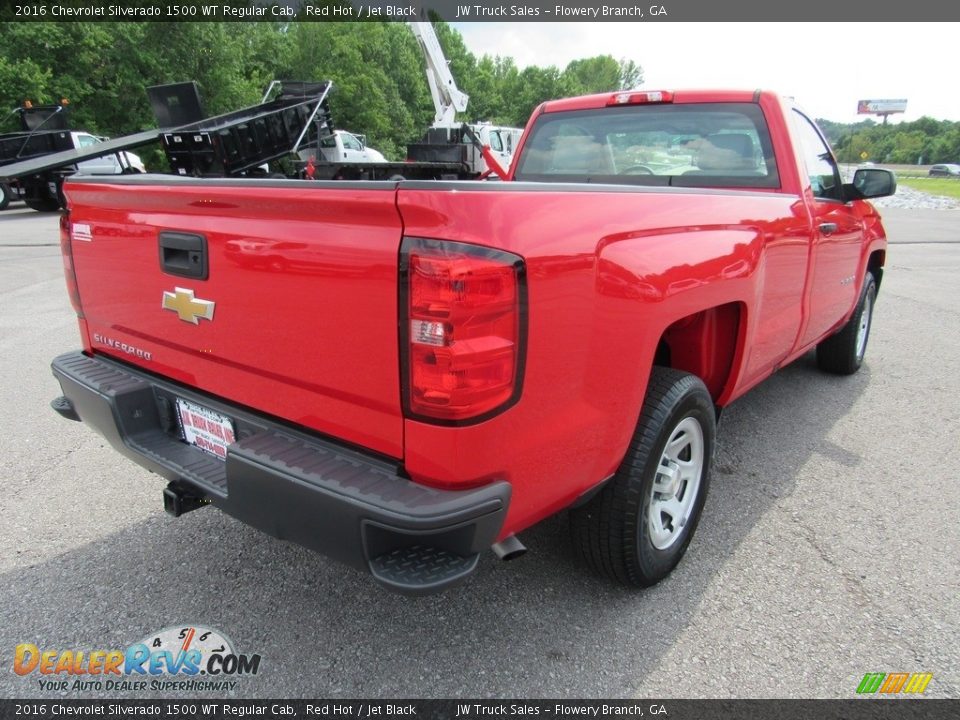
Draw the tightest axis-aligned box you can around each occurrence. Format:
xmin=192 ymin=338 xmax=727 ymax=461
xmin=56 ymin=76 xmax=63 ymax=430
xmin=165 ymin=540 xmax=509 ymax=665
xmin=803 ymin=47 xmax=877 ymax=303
xmin=2 ymin=0 xmax=959 ymax=22
xmin=2 ymin=699 xmax=958 ymax=720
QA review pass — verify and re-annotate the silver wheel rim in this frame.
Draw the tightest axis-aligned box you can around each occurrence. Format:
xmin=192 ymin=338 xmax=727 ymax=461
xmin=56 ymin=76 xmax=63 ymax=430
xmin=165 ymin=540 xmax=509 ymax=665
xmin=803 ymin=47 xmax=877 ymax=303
xmin=649 ymin=416 xmax=704 ymax=550
xmin=855 ymin=290 xmax=873 ymax=359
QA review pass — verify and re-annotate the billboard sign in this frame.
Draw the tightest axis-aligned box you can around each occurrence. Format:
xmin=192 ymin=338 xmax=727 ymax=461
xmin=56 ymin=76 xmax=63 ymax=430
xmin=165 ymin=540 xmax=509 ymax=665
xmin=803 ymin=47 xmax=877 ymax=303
xmin=857 ymin=99 xmax=908 ymax=114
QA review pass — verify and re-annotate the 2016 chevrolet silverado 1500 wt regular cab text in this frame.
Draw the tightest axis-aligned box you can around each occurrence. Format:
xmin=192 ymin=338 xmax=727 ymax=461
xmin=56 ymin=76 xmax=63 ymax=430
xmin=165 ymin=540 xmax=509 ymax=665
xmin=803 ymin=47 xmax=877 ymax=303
xmin=50 ymin=89 xmax=895 ymax=594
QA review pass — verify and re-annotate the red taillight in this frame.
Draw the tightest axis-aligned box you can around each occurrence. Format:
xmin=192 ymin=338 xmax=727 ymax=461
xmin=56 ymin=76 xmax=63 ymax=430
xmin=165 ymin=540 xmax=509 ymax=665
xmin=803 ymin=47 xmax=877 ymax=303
xmin=59 ymin=211 xmax=84 ymax=318
xmin=401 ymin=238 xmax=526 ymax=424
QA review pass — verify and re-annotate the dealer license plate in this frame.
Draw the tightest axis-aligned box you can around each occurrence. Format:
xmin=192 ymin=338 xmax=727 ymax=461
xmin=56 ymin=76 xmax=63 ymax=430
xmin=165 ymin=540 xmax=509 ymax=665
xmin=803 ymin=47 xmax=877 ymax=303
xmin=176 ymin=398 xmax=237 ymax=461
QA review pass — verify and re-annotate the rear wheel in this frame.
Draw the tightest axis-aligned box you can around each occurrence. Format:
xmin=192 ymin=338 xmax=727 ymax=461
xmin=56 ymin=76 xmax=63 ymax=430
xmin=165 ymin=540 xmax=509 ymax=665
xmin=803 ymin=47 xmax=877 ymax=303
xmin=0 ymin=183 xmax=10 ymax=211
xmin=24 ymin=195 xmax=61 ymax=212
xmin=571 ymin=367 xmax=715 ymax=587
xmin=23 ymin=179 xmax=62 ymax=212
xmin=816 ymin=272 xmax=877 ymax=375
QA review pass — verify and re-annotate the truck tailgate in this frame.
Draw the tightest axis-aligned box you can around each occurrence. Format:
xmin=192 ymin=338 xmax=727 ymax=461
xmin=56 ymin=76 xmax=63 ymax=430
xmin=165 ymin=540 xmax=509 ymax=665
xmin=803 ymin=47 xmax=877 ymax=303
xmin=63 ymin=177 xmax=404 ymax=458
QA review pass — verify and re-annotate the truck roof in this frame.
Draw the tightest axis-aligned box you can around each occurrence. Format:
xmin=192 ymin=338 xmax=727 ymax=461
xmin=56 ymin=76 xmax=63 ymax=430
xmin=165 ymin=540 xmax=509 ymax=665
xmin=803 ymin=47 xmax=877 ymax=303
xmin=539 ymin=89 xmax=774 ymax=113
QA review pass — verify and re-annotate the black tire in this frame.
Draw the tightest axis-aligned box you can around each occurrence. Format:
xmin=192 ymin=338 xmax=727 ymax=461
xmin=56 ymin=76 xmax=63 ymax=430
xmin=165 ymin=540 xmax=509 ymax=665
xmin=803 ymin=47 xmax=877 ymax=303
xmin=0 ymin=183 xmax=11 ymax=211
xmin=23 ymin=179 xmax=62 ymax=212
xmin=816 ymin=272 xmax=877 ymax=375
xmin=24 ymin=195 xmax=61 ymax=212
xmin=571 ymin=367 xmax=715 ymax=587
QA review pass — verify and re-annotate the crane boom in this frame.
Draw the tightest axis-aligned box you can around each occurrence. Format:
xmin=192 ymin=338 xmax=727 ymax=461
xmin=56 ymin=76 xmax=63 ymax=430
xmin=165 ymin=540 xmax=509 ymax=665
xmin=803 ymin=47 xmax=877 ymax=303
xmin=408 ymin=21 xmax=469 ymax=129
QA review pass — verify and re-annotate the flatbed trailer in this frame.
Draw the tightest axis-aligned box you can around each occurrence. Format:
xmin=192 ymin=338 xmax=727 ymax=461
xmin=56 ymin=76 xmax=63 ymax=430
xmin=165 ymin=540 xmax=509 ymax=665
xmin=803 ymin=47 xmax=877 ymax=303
xmin=0 ymin=103 xmax=72 ymax=210
xmin=305 ymin=155 xmax=476 ymax=181
xmin=0 ymin=129 xmax=161 ymax=210
xmin=0 ymin=100 xmax=161 ymax=211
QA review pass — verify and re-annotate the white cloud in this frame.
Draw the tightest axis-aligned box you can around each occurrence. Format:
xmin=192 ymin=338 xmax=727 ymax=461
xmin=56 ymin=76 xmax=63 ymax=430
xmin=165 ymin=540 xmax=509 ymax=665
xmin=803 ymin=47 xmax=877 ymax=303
xmin=454 ymin=22 xmax=960 ymax=123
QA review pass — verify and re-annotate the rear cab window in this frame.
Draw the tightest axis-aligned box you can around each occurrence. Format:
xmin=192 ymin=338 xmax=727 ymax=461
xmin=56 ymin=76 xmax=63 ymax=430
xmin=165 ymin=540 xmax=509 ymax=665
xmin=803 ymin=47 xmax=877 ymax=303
xmin=514 ymin=102 xmax=779 ymax=189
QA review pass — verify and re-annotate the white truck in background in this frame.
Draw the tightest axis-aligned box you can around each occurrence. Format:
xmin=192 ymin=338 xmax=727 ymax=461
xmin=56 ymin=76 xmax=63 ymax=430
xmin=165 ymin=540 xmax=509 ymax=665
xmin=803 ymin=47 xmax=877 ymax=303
xmin=314 ymin=130 xmax=387 ymax=164
xmin=73 ymin=132 xmax=146 ymax=175
xmin=473 ymin=123 xmax=523 ymax=170
xmin=407 ymin=22 xmax=523 ymax=173
xmin=290 ymin=22 xmax=523 ymax=180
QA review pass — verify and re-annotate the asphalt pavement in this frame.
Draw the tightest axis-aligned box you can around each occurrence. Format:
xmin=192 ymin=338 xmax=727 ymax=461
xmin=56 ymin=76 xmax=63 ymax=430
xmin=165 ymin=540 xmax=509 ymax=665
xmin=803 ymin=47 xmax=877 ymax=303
xmin=0 ymin=203 xmax=957 ymax=699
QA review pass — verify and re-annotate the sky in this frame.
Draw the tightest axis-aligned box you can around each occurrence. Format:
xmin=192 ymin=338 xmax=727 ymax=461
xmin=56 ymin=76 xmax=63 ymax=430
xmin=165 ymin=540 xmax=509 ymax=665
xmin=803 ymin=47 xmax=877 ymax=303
xmin=455 ymin=22 xmax=960 ymax=124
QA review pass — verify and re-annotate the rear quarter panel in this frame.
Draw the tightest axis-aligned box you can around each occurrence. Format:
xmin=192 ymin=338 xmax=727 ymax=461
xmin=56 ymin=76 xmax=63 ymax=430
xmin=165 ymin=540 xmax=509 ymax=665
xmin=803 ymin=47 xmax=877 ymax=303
xmin=398 ymin=183 xmax=809 ymax=536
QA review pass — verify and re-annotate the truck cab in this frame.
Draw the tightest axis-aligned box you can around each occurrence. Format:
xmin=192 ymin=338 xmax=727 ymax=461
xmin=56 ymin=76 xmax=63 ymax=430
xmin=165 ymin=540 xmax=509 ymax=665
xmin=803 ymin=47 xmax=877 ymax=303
xmin=315 ymin=130 xmax=387 ymax=164
xmin=471 ymin=123 xmax=523 ymax=169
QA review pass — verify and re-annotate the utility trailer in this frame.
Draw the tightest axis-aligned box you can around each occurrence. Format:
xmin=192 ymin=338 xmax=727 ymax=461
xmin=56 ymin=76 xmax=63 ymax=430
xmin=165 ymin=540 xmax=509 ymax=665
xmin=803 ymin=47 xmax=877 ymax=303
xmin=0 ymin=82 xmax=343 ymax=206
xmin=0 ymin=102 xmax=75 ymax=210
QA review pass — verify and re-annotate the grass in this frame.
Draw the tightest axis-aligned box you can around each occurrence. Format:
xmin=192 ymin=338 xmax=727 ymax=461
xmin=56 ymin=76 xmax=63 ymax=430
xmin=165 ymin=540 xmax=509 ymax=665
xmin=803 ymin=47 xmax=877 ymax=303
xmin=896 ymin=177 xmax=960 ymax=200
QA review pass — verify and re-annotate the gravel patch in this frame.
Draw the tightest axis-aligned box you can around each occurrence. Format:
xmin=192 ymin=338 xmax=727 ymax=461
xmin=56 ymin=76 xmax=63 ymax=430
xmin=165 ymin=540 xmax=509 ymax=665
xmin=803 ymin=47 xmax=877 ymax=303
xmin=841 ymin=167 xmax=960 ymax=210
xmin=872 ymin=182 xmax=960 ymax=210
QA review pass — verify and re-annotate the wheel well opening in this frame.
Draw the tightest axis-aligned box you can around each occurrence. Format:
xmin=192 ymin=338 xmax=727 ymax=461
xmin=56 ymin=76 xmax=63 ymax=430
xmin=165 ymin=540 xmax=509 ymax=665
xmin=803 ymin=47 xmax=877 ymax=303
xmin=868 ymin=250 xmax=885 ymax=291
xmin=656 ymin=303 xmax=743 ymax=401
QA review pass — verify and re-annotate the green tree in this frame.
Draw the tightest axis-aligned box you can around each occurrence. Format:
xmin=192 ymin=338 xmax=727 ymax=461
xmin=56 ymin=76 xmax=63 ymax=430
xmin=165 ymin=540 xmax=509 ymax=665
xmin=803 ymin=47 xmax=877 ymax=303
xmin=618 ymin=59 xmax=643 ymax=90
xmin=0 ymin=20 xmax=650 ymax=164
xmin=564 ymin=56 xmax=622 ymax=95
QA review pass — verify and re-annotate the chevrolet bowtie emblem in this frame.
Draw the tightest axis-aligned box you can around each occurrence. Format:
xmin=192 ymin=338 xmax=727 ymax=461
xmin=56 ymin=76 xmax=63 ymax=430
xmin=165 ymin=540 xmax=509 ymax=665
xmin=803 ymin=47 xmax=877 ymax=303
xmin=162 ymin=287 xmax=215 ymax=324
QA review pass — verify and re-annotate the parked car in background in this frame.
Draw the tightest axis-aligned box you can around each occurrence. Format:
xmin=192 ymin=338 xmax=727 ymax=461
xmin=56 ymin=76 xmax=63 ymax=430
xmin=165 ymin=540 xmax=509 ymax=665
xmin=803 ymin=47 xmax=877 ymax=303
xmin=928 ymin=163 xmax=960 ymax=177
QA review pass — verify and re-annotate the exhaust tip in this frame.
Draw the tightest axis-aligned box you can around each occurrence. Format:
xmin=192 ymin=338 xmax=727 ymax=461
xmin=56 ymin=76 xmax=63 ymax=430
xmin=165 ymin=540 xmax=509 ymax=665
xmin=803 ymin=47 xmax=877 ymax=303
xmin=491 ymin=535 xmax=527 ymax=561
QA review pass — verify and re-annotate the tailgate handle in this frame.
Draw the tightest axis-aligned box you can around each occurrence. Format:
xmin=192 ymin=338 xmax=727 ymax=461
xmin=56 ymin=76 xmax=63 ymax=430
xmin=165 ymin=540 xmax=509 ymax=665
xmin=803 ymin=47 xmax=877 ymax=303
xmin=159 ymin=231 xmax=208 ymax=280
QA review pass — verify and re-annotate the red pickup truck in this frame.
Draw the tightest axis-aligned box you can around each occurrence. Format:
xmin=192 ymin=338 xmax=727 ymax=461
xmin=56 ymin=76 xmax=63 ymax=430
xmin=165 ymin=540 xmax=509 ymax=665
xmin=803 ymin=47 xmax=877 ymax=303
xmin=50 ymin=89 xmax=895 ymax=594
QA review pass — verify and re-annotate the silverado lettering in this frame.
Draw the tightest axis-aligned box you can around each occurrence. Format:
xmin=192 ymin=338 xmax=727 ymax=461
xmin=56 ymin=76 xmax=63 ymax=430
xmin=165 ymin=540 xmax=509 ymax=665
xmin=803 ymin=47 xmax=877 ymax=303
xmin=91 ymin=333 xmax=152 ymax=361
xmin=50 ymin=89 xmax=895 ymax=594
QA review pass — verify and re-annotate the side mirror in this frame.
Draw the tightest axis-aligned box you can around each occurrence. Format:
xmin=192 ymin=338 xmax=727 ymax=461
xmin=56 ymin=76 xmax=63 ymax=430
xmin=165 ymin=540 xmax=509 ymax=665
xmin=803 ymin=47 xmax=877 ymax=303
xmin=848 ymin=168 xmax=897 ymax=200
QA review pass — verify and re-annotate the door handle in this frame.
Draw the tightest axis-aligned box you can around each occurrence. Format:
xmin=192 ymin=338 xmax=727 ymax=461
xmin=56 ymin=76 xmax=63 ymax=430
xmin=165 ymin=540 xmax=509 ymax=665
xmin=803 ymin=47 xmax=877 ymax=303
xmin=819 ymin=222 xmax=838 ymax=236
xmin=159 ymin=231 xmax=208 ymax=280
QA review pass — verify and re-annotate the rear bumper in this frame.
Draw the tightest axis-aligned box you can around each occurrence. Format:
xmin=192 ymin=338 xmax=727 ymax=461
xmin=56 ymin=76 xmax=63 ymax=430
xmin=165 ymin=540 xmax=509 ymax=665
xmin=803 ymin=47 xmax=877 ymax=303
xmin=51 ymin=351 xmax=509 ymax=594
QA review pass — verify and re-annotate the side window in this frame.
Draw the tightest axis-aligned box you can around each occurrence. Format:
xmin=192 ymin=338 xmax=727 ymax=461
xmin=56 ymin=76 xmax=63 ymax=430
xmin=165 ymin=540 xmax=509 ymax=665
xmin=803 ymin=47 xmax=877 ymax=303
xmin=319 ymin=134 xmax=336 ymax=149
xmin=488 ymin=131 xmax=503 ymax=152
xmin=506 ymin=133 xmax=513 ymax=152
xmin=341 ymin=133 xmax=362 ymax=151
xmin=76 ymin=134 xmax=99 ymax=148
xmin=791 ymin=111 xmax=842 ymax=201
